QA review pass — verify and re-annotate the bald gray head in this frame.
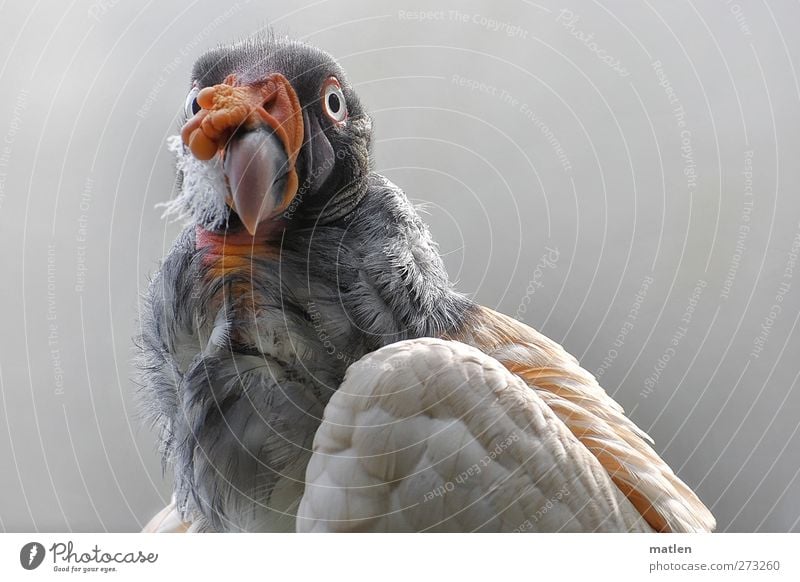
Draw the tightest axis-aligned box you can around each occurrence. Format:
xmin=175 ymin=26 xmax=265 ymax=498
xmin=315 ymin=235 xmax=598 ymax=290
xmin=163 ymin=33 xmax=372 ymax=234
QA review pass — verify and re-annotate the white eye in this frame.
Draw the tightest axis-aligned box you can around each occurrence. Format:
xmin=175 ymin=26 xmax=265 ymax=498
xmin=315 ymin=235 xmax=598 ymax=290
xmin=322 ymin=78 xmax=347 ymax=123
xmin=184 ymin=85 xmax=200 ymax=118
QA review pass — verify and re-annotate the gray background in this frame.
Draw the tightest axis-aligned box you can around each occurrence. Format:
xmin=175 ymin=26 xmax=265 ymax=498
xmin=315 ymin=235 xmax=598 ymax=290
xmin=0 ymin=0 xmax=798 ymax=533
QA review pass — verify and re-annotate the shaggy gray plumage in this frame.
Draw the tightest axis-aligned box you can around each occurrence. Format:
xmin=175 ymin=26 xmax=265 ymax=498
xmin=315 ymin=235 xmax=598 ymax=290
xmin=137 ymin=35 xmax=473 ymax=530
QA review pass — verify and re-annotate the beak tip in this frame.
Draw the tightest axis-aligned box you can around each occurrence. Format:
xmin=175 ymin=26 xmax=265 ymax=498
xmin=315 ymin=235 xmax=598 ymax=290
xmin=225 ymin=127 xmax=290 ymax=238
xmin=235 ymin=210 xmax=260 ymax=236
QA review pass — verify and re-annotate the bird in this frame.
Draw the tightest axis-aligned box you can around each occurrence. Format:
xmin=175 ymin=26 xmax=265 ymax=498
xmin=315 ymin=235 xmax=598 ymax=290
xmin=137 ymin=34 xmax=715 ymax=533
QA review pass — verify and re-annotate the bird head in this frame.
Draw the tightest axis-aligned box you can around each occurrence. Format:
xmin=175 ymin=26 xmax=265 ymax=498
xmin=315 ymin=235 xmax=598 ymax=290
xmin=168 ymin=35 xmax=372 ymax=237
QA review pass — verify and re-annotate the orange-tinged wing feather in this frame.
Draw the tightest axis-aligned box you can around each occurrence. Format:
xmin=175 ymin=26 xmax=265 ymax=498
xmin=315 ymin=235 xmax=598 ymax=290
xmin=445 ymin=305 xmax=715 ymax=533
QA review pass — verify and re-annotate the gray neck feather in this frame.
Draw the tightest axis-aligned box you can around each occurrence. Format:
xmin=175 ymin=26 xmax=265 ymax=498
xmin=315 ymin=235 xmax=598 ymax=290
xmin=284 ymin=172 xmax=473 ymax=351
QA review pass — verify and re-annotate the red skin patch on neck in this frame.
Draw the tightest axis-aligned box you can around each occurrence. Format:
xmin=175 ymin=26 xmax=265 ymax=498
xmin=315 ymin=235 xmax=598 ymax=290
xmin=195 ymin=223 xmax=283 ymax=275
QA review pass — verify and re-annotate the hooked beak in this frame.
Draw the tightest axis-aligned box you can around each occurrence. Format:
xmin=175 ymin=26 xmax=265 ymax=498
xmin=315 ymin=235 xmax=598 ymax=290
xmin=224 ymin=127 xmax=290 ymax=235
xmin=180 ymin=73 xmax=305 ymax=235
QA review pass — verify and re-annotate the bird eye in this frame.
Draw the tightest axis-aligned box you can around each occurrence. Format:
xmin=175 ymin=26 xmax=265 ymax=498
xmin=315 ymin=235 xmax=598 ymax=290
xmin=184 ymin=86 xmax=201 ymax=118
xmin=321 ymin=77 xmax=347 ymax=123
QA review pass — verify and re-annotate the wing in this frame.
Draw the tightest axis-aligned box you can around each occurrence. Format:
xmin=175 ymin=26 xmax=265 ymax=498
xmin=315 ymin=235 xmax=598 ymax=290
xmin=297 ymin=338 xmax=653 ymax=532
xmin=445 ymin=305 xmax=715 ymax=532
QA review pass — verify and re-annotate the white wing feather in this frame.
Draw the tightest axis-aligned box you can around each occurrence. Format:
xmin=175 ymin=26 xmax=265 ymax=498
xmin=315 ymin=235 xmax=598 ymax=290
xmin=297 ymin=338 xmax=652 ymax=532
